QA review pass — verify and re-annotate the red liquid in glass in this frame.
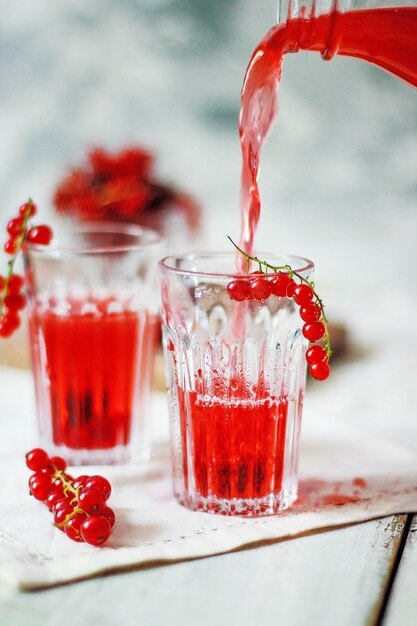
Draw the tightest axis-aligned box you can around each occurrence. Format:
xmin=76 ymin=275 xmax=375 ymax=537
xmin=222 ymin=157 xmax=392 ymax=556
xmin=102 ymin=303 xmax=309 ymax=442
xmin=32 ymin=301 xmax=158 ymax=450
xmin=178 ymin=382 xmax=291 ymax=502
xmin=239 ymin=7 xmax=417 ymax=259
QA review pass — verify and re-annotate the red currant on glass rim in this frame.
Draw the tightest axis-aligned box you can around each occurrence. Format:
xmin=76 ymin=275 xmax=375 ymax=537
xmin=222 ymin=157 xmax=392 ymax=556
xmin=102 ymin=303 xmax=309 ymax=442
xmin=227 ymin=278 xmax=250 ymax=302
xmin=273 ymin=273 xmax=296 ymax=297
xmin=250 ymin=276 xmax=272 ymax=301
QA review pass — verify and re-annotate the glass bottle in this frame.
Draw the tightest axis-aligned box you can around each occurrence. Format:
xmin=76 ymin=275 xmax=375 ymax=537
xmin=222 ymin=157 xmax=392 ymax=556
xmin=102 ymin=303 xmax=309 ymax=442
xmin=277 ymin=0 xmax=417 ymax=87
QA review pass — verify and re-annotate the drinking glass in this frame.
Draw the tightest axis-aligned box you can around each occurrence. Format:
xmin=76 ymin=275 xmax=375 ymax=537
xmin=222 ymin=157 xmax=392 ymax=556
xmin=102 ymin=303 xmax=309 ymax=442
xmin=24 ymin=223 xmax=163 ymax=465
xmin=160 ymin=252 xmax=313 ymax=516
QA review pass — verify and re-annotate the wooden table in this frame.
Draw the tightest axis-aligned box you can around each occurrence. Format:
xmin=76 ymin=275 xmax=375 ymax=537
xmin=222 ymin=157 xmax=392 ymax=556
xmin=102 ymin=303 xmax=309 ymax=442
xmin=0 ymin=513 xmax=415 ymax=626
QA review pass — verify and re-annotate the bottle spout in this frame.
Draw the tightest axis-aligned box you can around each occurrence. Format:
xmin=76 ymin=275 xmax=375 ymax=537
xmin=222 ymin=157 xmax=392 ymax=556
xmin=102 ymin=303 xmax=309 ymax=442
xmin=278 ymin=0 xmax=351 ymax=23
xmin=277 ymin=0 xmax=290 ymax=22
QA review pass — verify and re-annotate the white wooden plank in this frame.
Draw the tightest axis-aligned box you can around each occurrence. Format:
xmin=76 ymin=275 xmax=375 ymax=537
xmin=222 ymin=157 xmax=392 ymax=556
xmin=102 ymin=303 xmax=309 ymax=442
xmin=0 ymin=515 xmax=406 ymax=626
xmin=384 ymin=514 xmax=416 ymax=626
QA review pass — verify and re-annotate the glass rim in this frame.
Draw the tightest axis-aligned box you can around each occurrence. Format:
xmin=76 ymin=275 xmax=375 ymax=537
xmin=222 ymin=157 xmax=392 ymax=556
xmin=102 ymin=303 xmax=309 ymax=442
xmin=24 ymin=222 xmax=163 ymax=257
xmin=159 ymin=251 xmax=314 ymax=279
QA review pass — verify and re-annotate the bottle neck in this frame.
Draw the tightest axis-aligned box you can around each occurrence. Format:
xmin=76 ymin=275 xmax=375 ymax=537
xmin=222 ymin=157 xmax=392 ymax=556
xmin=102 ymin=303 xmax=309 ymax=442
xmin=276 ymin=0 xmax=417 ymax=87
xmin=278 ymin=0 xmax=417 ymax=59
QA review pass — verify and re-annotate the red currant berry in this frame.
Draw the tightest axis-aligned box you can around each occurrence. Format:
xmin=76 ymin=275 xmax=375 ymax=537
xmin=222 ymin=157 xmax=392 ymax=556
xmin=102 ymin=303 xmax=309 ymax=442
xmin=45 ymin=491 xmax=63 ymax=512
xmin=53 ymin=497 xmax=73 ymax=515
xmin=73 ymin=475 xmax=90 ymax=491
xmin=29 ymin=473 xmax=51 ymax=493
xmin=80 ymin=516 xmax=112 ymax=546
xmin=300 ymin=303 xmax=321 ymax=323
xmin=78 ymin=487 xmax=106 ymax=514
xmin=50 ymin=456 xmax=67 ymax=471
xmin=30 ymin=478 xmax=53 ymax=501
xmin=28 ymin=474 xmax=39 ymax=490
xmin=306 ymin=345 xmax=328 ymax=365
xmin=85 ymin=476 xmax=112 ymax=500
xmin=270 ymin=273 xmax=295 ymax=298
xmin=7 ymin=274 xmax=25 ymax=294
xmin=0 ymin=276 xmax=5 ymax=291
xmin=7 ymin=217 xmax=25 ymax=236
xmin=286 ymin=279 xmax=296 ymax=297
xmin=26 ymin=448 xmax=50 ymax=471
xmin=65 ymin=513 xmax=88 ymax=542
xmin=310 ymin=361 xmax=331 ymax=381
xmin=37 ymin=466 xmax=54 ymax=477
xmin=0 ymin=312 xmax=21 ymax=337
xmin=19 ymin=201 xmax=37 ymax=218
xmin=270 ymin=274 xmax=286 ymax=297
xmin=227 ymin=279 xmax=250 ymax=302
xmin=27 ymin=225 xmax=53 ymax=246
xmin=293 ymin=284 xmax=314 ymax=306
xmin=302 ymin=322 xmax=326 ymax=342
xmin=54 ymin=506 xmax=73 ymax=528
xmin=4 ymin=239 xmax=18 ymax=255
xmin=250 ymin=277 xmax=272 ymax=301
xmin=4 ymin=293 xmax=26 ymax=311
xmin=100 ymin=506 xmax=116 ymax=528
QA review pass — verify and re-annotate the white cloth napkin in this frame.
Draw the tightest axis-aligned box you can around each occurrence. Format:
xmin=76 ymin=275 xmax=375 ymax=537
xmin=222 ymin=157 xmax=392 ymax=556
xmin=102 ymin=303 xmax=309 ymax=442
xmin=0 ymin=365 xmax=416 ymax=590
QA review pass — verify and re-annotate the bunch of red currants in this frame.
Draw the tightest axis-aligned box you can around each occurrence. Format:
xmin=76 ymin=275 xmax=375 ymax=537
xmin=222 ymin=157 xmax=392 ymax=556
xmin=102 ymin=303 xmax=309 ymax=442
xmin=227 ymin=271 xmax=330 ymax=380
xmin=26 ymin=448 xmax=115 ymax=546
xmin=0 ymin=200 xmax=53 ymax=338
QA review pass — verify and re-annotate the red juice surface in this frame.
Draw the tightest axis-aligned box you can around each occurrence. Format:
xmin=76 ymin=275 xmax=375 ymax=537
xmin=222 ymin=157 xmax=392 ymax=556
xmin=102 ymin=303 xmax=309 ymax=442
xmin=239 ymin=7 xmax=417 ymax=260
xmin=178 ymin=381 xmax=290 ymax=501
xmin=31 ymin=300 xmax=158 ymax=450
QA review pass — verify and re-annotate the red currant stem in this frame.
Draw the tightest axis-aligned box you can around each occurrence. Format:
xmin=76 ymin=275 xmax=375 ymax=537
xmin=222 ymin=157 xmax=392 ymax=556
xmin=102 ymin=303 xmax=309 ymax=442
xmin=52 ymin=468 xmax=89 ymax=526
xmin=55 ymin=505 xmax=87 ymax=528
xmin=228 ymin=236 xmax=332 ymax=359
xmin=0 ymin=199 xmax=35 ymax=317
xmin=52 ymin=468 xmax=78 ymax=497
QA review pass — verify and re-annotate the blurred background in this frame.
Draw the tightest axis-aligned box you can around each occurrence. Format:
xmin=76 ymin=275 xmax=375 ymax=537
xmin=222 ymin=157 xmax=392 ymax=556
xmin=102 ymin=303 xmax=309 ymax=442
xmin=0 ymin=0 xmax=416 ymax=440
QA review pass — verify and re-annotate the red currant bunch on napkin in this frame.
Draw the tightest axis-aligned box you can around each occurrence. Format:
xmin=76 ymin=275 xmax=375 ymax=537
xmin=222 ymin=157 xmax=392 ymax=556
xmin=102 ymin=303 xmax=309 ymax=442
xmin=25 ymin=448 xmax=115 ymax=546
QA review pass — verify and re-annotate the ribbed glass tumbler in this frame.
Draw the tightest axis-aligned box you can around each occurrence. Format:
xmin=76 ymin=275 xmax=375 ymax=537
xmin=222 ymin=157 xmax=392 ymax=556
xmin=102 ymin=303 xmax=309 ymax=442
xmin=160 ymin=252 xmax=313 ymax=516
xmin=24 ymin=223 xmax=163 ymax=465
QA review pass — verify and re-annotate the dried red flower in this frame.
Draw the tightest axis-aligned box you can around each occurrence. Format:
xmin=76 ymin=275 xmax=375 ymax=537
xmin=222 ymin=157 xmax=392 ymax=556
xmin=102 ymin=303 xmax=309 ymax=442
xmin=53 ymin=147 xmax=200 ymax=232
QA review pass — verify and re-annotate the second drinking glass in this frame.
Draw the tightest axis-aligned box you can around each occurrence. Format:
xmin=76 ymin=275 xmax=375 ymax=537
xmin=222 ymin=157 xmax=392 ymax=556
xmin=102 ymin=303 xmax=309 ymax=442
xmin=24 ymin=223 xmax=164 ymax=465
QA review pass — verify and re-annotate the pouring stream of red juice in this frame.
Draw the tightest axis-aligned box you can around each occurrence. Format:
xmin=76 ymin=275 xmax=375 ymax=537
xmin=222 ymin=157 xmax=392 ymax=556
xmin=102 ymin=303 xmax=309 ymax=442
xmin=239 ymin=2 xmax=417 ymax=261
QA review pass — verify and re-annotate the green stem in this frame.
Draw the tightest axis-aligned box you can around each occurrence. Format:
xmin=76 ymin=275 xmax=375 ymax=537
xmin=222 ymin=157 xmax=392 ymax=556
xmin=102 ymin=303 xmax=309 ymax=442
xmin=53 ymin=468 xmax=88 ymax=528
